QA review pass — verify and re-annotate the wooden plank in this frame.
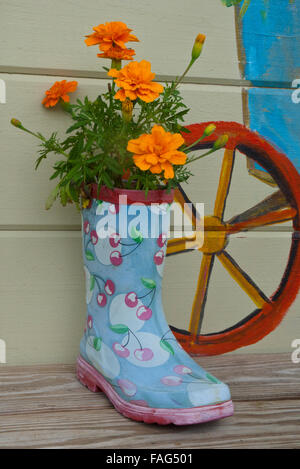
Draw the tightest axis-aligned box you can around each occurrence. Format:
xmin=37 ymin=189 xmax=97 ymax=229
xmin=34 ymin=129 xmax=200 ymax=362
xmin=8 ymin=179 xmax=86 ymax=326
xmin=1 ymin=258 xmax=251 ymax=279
xmin=0 ymin=231 xmax=85 ymax=365
xmin=0 ymin=0 xmax=240 ymax=81
xmin=0 ymin=364 xmax=106 ymax=416
xmin=2 ymin=75 xmax=297 ymax=230
xmin=0 ymin=73 xmax=244 ymax=227
xmin=0 ymin=400 xmax=300 ymax=448
xmin=1 ymin=231 xmax=299 ymax=365
xmin=0 ymin=355 xmax=299 ymax=448
xmin=0 ymin=354 xmax=299 ymax=415
xmin=0 ymin=66 xmax=251 ymax=87
xmin=2 ymin=1 xmax=299 ymax=88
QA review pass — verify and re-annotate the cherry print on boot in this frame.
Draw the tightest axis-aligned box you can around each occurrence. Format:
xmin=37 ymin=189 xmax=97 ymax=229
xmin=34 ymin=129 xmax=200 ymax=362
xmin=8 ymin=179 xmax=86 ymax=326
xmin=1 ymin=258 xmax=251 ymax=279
xmin=77 ymin=191 xmax=233 ymax=425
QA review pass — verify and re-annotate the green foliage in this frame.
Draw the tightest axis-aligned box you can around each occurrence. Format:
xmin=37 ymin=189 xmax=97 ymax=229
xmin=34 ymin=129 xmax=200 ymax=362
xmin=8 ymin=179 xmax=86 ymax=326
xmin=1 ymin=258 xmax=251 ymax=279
xmin=221 ymin=0 xmax=252 ymax=17
xmin=23 ymin=81 xmax=196 ymax=208
xmin=10 ymin=24 xmax=231 ymax=210
xmin=221 ymin=0 xmax=243 ymax=6
xmin=12 ymin=75 xmax=225 ymax=209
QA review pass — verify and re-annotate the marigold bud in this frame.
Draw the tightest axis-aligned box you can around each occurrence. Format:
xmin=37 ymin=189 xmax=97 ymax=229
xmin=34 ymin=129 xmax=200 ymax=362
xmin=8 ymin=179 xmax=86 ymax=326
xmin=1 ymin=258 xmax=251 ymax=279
xmin=191 ymin=34 xmax=206 ymax=61
xmin=10 ymin=118 xmax=22 ymax=128
xmin=213 ymin=134 xmax=229 ymax=150
xmin=122 ymin=98 xmax=133 ymax=123
xmin=82 ymin=198 xmax=90 ymax=209
xmin=203 ymin=123 xmax=216 ymax=137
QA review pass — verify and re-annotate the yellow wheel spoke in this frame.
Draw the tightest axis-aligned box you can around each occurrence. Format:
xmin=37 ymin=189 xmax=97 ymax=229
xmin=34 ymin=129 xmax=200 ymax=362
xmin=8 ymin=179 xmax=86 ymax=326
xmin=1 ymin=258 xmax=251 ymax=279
xmin=168 ymin=186 xmax=202 ymax=256
xmin=217 ymin=251 xmax=269 ymax=308
xmin=214 ymin=149 xmax=235 ymax=220
xmin=174 ymin=186 xmax=198 ymax=228
xmin=189 ymin=254 xmax=215 ymax=335
xmin=167 ymin=236 xmax=197 ymax=255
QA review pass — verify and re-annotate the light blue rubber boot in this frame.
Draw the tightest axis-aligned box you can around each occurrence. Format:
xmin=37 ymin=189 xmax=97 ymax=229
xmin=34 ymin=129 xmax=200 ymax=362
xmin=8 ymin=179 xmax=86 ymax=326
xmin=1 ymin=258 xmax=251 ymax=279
xmin=77 ymin=188 xmax=233 ymax=425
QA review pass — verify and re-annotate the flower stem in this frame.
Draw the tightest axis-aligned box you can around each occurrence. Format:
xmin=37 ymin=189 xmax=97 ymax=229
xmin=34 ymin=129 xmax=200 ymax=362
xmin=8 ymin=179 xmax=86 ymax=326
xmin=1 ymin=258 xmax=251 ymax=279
xmin=12 ymin=120 xmax=70 ymax=159
xmin=174 ymin=59 xmax=195 ymax=87
xmin=182 ymin=133 xmax=206 ymax=152
xmin=186 ymin=148 xmax=217 ymax=165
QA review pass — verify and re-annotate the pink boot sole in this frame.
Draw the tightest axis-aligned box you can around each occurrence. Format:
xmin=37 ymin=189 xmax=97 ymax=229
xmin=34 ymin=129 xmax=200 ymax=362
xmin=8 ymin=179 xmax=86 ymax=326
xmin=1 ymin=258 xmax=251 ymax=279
xmin=76 ymin=355 xmax=234 ymax=426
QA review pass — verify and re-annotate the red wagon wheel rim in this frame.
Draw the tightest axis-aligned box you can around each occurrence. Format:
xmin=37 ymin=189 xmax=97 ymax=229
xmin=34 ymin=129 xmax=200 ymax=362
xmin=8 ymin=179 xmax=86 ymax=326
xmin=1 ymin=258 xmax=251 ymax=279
xmin=167 ymin=121 xmax=300 ymax=356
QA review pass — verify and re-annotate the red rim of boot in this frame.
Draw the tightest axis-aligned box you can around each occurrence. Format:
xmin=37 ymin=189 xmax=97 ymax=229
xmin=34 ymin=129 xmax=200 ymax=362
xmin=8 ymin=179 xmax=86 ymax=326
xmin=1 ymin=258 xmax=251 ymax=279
xmin=90 ymin=184 xmax=174 ymax=205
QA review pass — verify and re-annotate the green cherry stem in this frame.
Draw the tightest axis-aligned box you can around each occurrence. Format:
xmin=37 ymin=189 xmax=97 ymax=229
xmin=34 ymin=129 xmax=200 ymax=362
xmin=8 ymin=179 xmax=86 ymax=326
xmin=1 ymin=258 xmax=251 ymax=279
xmin=120 ymin=241 xmax=142 ymax=258
xmin=119 ymin=241 xmax=137 ymax=247
xmin=137 ymin=289 xmax=154 ymax=300
xmin=128 ymin=328 xmax=143 ymax=350
xmin=122 ymin=331 xmax=130 ymax=348
xmin=161 ymin=329 xmax=172 ymax=341
xmin=146 ymin=288 xmax=156 ymax=308
xmin=93 ymin=276 xmax=103 ymax=293
xmin=85 ymin=238 xmax=92 ymax=251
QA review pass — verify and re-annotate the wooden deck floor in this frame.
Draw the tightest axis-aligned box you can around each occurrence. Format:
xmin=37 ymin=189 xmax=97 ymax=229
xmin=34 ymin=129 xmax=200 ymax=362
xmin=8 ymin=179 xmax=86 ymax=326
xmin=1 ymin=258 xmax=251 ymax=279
xmin=0 ymin=353 xmax=299 ymax=449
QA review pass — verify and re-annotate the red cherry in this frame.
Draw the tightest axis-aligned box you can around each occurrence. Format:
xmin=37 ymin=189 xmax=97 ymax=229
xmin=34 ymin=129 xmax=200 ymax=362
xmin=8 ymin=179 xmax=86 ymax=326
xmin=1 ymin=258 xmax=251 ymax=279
xmin=136 ymin=305 xmax=152 ymax=321
xmin=157 ymin=232 xmax=167 ymax=248
xmin=134 ymin=348 xmax=153 ymax=361
xmin=83 ymin=220 xmax=90 ymax=234
xmin=97 ymin=293 xmax=107 ymax=307
xmin=113 ymin=343 xmax=130 ymax=358
xmin=125 ymin=292 xmax=138 ymax=308
xmin=104 ymin=279 xmax=115 ymax=296
xmin=173 ymin=365 xmax=192 ymax=375
xmin=110 ymin=251 xmax=122 ymax=266
xmin=87 ymin=315 xmax=93 ymax=329
xmin=109 ymin=233 xmax=121 ymax=248
xmin=90 ymin=230 xmax=98 ymax=245
xmin=161 ymin=376 xmax=183 ymax=386
xmin=154 ymin=250 xmax=164 ymax=265
xmin=117 ymin=379 xmax=136 ymax=397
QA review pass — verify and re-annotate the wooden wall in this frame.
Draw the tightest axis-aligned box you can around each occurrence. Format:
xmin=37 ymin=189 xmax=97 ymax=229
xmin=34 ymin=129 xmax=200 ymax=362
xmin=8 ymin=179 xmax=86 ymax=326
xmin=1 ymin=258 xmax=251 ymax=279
xmin=0 ymin=0 xmax=299 ymax=365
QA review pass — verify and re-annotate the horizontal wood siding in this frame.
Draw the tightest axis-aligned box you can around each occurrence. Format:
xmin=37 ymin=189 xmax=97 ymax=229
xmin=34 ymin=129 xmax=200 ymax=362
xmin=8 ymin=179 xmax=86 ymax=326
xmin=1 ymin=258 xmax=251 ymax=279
xmin=0 ymin=1 xmax=299 ymax=364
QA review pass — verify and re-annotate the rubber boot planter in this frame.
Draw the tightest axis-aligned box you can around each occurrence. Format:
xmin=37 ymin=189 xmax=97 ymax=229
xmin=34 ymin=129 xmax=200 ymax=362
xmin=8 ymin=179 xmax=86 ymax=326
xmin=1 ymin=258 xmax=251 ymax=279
xmin=76 ymin=186 xmax=234 ymax=425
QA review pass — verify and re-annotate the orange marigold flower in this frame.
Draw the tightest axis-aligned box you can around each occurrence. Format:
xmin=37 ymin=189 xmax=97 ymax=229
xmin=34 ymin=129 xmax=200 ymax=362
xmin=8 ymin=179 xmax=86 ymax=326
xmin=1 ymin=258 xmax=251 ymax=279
xmin=97 ymin=45 xmax=135 ymax=60
xmin=108 ymin=60 xmax=163 ymax=103
xmin=85 ymin=21 xmax=139 ymax=52
xmin=127 ymin=125 xmax=186 ymax=179
xmin=42 ymin=80 xmax=78 ymax=108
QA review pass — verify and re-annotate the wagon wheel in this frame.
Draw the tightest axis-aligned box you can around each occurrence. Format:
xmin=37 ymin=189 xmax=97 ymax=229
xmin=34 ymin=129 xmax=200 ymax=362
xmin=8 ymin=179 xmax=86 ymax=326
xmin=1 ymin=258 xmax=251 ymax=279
xmin=167 ymin=121 xmax=300 ymax=356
